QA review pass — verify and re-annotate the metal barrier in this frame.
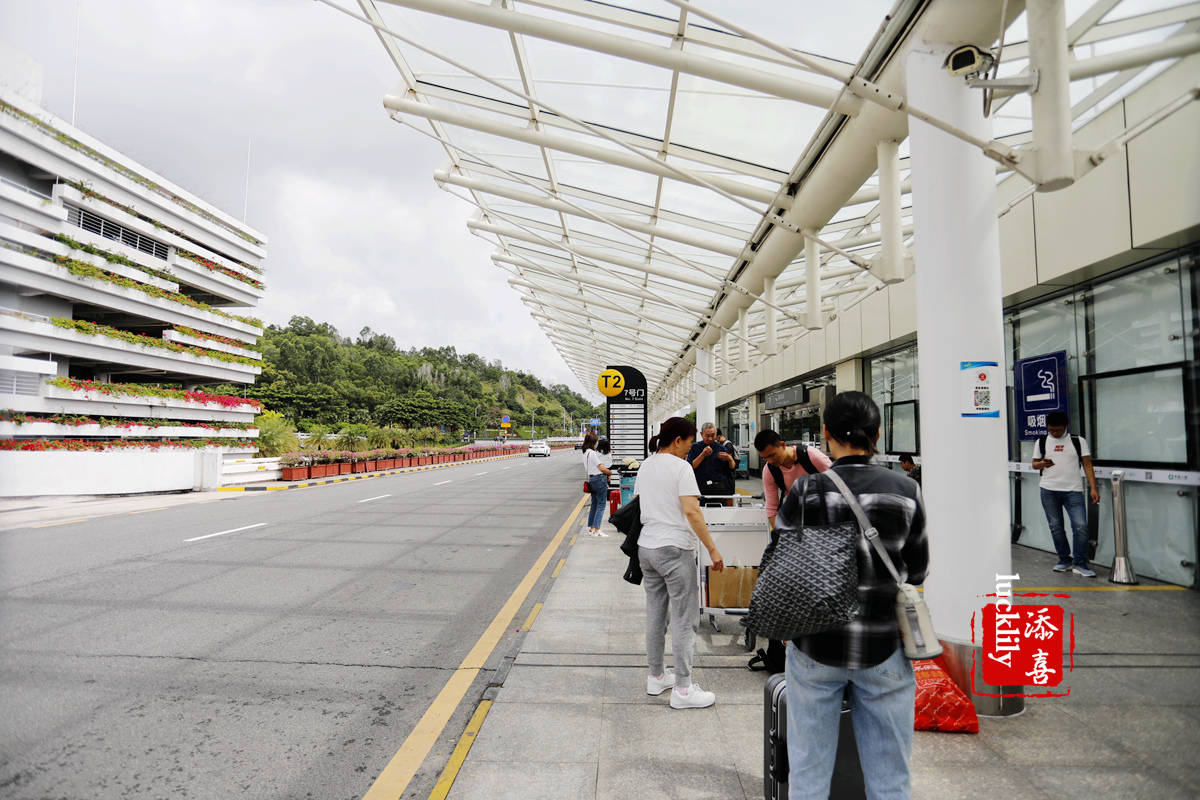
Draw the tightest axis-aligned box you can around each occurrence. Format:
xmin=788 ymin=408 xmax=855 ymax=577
xmin=221 ymin=456 xmax=281 ymax=486
xmin=1109 ymin=470 xmax=1139 ymax=585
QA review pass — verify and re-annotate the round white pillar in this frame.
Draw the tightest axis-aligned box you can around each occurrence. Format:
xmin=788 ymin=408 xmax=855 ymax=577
xmin=695 ymin=347 xmax=716 ymax=429
xmin=906 ymin=49 xmax=1013 ymax=643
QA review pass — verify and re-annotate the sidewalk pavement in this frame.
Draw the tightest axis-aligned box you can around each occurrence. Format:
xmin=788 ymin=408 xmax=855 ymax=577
xmin=443 ymin=485 xmax=1200 ymax=799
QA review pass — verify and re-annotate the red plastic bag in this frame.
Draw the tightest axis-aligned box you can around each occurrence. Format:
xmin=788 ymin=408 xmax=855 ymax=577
xmin=913 ymin=658 xmax=979 ymax=733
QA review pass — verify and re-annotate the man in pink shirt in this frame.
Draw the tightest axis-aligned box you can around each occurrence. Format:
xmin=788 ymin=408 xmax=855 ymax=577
xmin=752 ymin=429 xmax=832 ymax=529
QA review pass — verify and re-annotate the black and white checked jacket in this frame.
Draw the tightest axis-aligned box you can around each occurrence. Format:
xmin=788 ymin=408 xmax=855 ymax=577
xmin=775 ymin=455 xmax=929 ymax=669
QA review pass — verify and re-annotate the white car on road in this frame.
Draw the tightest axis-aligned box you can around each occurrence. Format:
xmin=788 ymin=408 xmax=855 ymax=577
xmin=528 ymin=440 xmax=551 ymax=457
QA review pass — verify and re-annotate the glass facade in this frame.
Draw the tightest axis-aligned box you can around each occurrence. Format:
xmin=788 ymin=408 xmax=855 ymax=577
xmin=1004 ymin=250 xmax=1198 ymax=586
xmin=866 ymin=343 xmax=919 ymax=455
xmin=860 ymin=250 xmax=1198 ymax=586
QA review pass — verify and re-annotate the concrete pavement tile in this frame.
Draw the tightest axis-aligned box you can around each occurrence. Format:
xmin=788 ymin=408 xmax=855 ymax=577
xmin=493 ymin=665 xmax=608 ymax=705
xmin=1054 ymin=703 xmax=1200 ymax=792
xmin=910 ymin=728 xmax=999 ymax=764
xmin=467 ymin=702 xmax=602 ymax=762
xmin=527 ymin=610 xmax=613 ymax=635
xmin=715 ymin=701 xmax=766 ymax=794
xmin=598 ymin=704 xmax=720 ymax=763
xmin=1024 ymin=766 xmax=1195 ymax=800
xmin=979 ymin=701 xmax=1129 ymax=765
xmin=596 ymin=760 xmax=747 ymax=800
xmin=911 ymin=763 xmax=1048 ymax=798
xmin=446 ymin=761 xmax=596 ymax=800
xmin=521 ymin=629 xmax=611 ymax=654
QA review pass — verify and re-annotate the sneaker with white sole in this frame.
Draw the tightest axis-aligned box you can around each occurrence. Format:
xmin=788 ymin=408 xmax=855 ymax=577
xmin=669 ymin=683 xmax=716 ymax=709
xmin=1073 ymin=565 xmax=1097 ymax=578
xmin=1052 ymin=562 xmax=1070 ymax=573
xmin=646 ymin=672 xmax=675 ymax=696
xmin=595 ymin=530 xmax=610 ymax=538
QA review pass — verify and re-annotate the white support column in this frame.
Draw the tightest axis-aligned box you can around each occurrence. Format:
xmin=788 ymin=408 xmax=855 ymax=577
xmin=804 ymin=232 xmax=823 ymax=330
xmin=874 ymin=139 xmax=909 ymax=283
xmin=908 ymin=48 xmax=1017 ymax=711
xmin=695 ymin=347 xmax=716 ymax=429
xmin=738 ymin=307 xmax=749 ymax=372
xmin=1028 ymin=0 xmax=1075 ymax=191
xmin=763 ymin=277 xmax=778 ymax=356
xmin=716 ymin=332 xmax=726 ymax=385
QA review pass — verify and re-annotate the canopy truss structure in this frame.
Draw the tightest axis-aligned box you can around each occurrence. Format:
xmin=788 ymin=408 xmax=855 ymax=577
xmin=324 ymin=0 xmax=1200 ymax=410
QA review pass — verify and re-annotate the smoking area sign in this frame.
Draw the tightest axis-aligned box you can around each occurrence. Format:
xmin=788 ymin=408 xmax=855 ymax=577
xmin=1014 ymin=350 xmax=1068 ymax=440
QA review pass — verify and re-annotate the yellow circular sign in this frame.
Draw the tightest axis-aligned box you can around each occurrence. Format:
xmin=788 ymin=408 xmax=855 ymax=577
xmin=597 ymin=368 xmax=625 ymax=397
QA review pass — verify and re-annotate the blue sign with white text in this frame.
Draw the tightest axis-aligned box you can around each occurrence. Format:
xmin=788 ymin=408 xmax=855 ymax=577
xmin=1014 ymin=350 xmax=1069 ymax=440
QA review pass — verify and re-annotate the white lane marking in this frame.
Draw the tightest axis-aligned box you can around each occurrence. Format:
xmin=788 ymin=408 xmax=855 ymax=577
xmin=184 ymin=522 xmax=267 ymax=543
xmin=475 ymin=472 xmax=488 ymax=476
xmin=501 ymin=466 xmax=511 ymax=471
xmin=433 ymin=480 xmax=451 ymax=486
xmin=359 ymin=494 xmax=391 ymax=503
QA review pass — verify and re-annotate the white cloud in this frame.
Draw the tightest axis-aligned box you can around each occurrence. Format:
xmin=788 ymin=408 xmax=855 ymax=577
xmin=0 ymin=0 xmax=595 ymax=398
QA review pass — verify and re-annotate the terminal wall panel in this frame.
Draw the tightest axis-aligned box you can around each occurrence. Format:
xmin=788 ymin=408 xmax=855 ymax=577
xmin=999 ymin=192 xmax=1037 ymax=297
xmin=860 ymin=285 xmax=890 ymax=350
xmin=838 ymin=301 xmax=862 ymax=359
xmin=824 ymin=321 xmax=840 ymax=366
xmin=1126 ymin=55 xmax=1200 ymax=249
xmin=1033 ymin=104 xmax=1132 ymax=284
xmin=808 ymin=328 xmax=826 ymax=375
xmin=888 ymin=277 xmax=916 ymax=340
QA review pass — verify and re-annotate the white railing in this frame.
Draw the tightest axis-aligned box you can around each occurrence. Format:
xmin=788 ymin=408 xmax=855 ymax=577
xmin=221 ymin=455 xmax=280 ymax=485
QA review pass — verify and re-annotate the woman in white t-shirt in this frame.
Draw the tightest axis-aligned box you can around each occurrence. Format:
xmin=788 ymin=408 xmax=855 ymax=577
xmin=581 ymin=433 xmax=612 ymax=537
xmin=633 ymin=417 xmax=725 ymax=710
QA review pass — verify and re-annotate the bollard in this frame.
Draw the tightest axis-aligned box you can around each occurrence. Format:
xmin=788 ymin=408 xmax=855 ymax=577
xmin=1109 ymin=470 xmax=1139 ymax=585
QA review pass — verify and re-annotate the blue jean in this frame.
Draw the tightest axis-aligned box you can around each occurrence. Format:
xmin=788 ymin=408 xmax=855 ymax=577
xmin=587 ymin=474 xmax=607 ymax=528
xmin=1040 ymin=488 xmax=1089 ymax=567
xmin=785 ymin=643 xmax=915 ymax=800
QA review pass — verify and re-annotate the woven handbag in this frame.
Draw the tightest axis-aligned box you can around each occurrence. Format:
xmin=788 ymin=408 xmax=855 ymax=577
xmin=743 ymin=476 xmax=861 ymax=640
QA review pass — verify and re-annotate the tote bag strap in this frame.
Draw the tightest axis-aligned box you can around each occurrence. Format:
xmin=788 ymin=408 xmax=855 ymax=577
xmin=823 ymin=469 xmax=904 ymax=587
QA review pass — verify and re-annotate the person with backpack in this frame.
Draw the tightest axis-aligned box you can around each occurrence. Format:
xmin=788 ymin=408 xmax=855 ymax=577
xmin=776 ymin=391 xmax=929 ymax=799
xmin=753 ymin=429 xmax=833 ymax=530
xmin=1032 ymin=411 xmax=1101 ymax=577
xmin=747 ymin=429 xmax=833 ymax=673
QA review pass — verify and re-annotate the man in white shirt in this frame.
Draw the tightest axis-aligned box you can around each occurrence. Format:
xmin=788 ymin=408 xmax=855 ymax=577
xmin=1032 ymin=412 xmax=1101 ymax=577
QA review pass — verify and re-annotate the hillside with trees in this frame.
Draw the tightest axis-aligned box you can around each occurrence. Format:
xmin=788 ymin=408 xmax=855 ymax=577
xmin=220 ymin=316 xmax=602 ymax=441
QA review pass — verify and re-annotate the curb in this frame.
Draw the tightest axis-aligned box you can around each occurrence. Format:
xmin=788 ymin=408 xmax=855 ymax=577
xmin=217 ymin=451 xmax=564 ymax=492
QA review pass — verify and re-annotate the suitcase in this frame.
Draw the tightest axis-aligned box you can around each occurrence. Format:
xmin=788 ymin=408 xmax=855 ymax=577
xmin=764 ymin=674 xmax=866 ymax=800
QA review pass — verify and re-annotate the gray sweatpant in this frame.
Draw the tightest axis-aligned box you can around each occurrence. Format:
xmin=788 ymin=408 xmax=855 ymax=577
xmin=639 ymin=545 xmax=700 ymax=688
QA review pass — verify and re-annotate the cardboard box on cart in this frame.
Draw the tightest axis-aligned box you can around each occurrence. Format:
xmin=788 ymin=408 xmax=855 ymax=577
xmin=706 ymin=565 xmax=759 ymax=607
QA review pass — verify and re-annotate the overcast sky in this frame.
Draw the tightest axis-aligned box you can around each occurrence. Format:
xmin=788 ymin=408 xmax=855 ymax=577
xmin=0 ymin=0 xmax=597 ymax=398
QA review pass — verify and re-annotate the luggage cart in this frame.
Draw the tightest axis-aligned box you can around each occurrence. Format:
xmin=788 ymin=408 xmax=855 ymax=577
xmin=698 ymin=495 xmax=769 ymax=651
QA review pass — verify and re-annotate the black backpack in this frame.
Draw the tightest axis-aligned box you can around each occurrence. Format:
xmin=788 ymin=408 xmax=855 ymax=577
xmin=1036 ymin=434 xmax=1082 ymax=474
xmin=766 ymin=444 xmax=819 ymax=509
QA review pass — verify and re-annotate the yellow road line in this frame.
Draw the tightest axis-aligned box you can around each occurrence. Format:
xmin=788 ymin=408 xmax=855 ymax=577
xmin=361 ymin=494 xmax=587 ymax=800
xmin=569 ymin=533 xmax=578 ymax=546
xmin=128 ymin=507 xmax=168 ymax=514
xmin=551 ymin=558 xmax=566 ymax=578
xmin=426 ymin=699 xmax=494 ymax=800
xmin=522 ymin=602 xmax=544 ymax=632
xmin=32 ymin=518 xmax=88 ymax=528
xmin=1018 ymin=585 xmax=1185 ymax=591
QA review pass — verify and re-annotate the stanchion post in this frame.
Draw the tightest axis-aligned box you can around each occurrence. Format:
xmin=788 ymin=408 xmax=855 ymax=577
xmin=1109 ymin=470 xmax=1139 ymax=584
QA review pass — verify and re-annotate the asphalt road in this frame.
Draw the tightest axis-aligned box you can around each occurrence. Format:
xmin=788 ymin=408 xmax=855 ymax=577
xmin=0 ymin=453 xmax=582 ymax=799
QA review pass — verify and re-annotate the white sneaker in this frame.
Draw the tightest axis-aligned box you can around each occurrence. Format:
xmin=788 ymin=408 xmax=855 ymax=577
xmin=669 ymin=683 xmax=716 ymax=709
xmin=595 ymin=530 xmax=610 ymax=538
xmin=646 ymin=672 xmax=675 ymax=696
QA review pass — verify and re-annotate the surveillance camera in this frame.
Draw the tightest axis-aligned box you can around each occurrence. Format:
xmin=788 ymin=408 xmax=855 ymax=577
xmin=943 ymin=44 xmax=995 ymax=78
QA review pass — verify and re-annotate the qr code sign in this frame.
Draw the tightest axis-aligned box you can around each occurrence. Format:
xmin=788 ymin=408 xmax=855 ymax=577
xmin=974 ymin=388 xmax=990 ymax=407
